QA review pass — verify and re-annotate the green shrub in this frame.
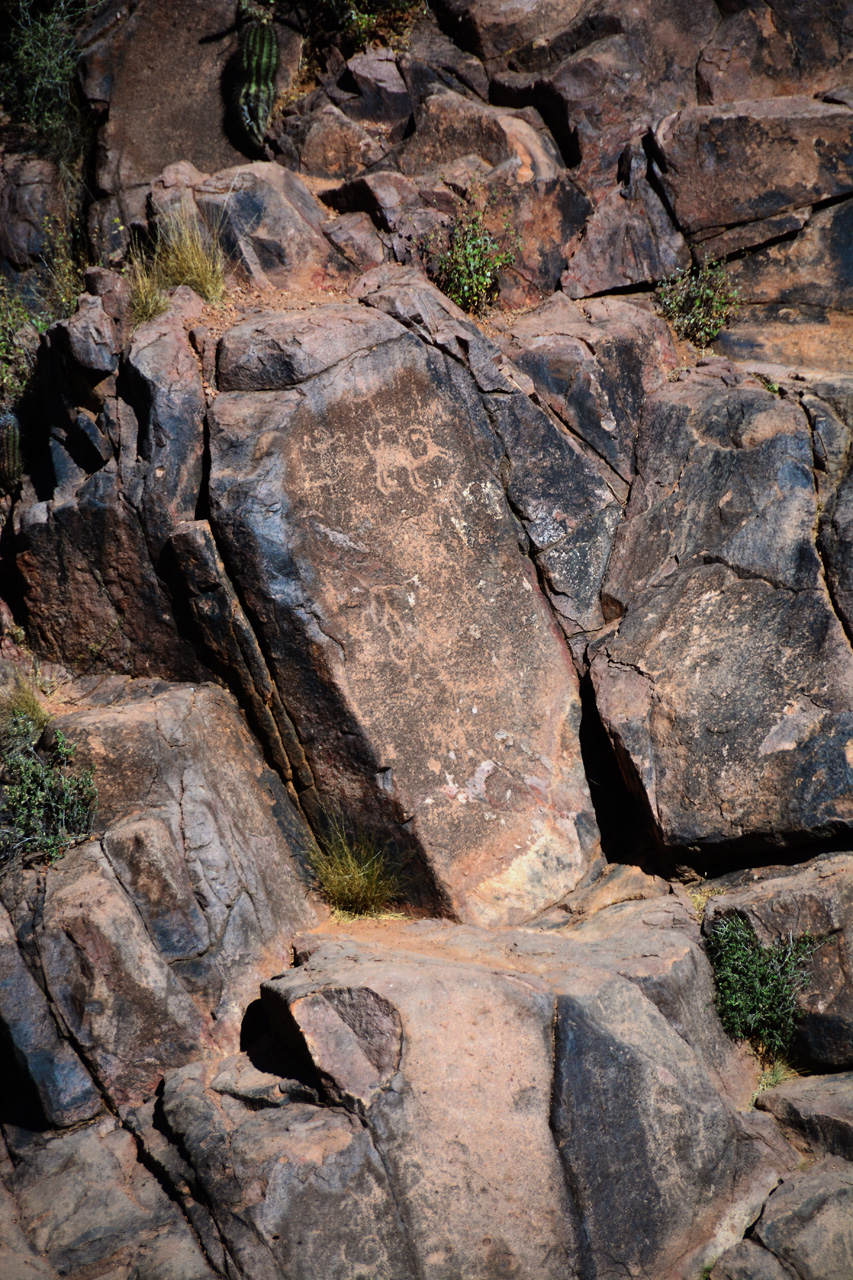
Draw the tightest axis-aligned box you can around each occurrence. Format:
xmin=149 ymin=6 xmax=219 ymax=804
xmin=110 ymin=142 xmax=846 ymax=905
xmin=425 ymin=199 xmax=518 ymax=314
xmin=0 ymin=0 xmax=93 ymax=157
xmin=0 ymin=281 xmax=37 ymax=409
xmin=706 ymin=914 xmax=819 ymax=1061
xmin=657 ymin=259 xmax=740 ymax=349
xmin=307 ymin=811 xmax=402 ymax=916
xmin=0 ymin=684 xmax=97 ymax=869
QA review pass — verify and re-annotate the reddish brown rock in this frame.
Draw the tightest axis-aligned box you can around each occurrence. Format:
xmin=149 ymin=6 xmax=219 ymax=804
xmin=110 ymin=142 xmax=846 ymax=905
xmin=530 ymin=0 xmax=721 ymax=191
xmin=653 ymin=99 xmax=853 ymax=235
xmin=715 ymin=306 xmax=853 ymax=374
xmin=430 ymin=0 xmax=585 ymax=62
xmin=81 ymin=0 xmax=246 ymax=199
xmin=697 ymin=0 xmax=853 ymax=104
xmin=0 ymin=155 xmax=64 ymax=274
xmin=757 ymin=1072 xmax=853 ymax=1161
xmin=282 ymin=104 xmax=385 ymax=178
xmin=0 ymin=678 xmax=318 ymax=1109
xmin=5 ymin=1119 xmax=216 ymax=1280
xmin=256 ymin=913 xmax=792 ymax=1280
xmin=725 ymin=199 xmax=853 ymax=313
xmin=561 ymin=176 xmax=690 ymax=297
xmin=749 ymin=1159 xmax=853 ymax=1280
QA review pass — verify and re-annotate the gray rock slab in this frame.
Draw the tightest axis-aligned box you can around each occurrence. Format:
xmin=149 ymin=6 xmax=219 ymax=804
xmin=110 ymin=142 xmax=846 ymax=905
xmin=592 ymin=363 xmax=853 ymax=856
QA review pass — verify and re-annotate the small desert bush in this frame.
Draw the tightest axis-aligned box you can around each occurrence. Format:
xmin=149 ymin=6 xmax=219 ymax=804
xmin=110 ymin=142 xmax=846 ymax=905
xmin=128 ymin=210 xmax=226 ymax=327
xmin=0 ymin=0 xmax=95 ymax=173
xmin=0 ymin=280 xmax=36 ymax=409
xmin=706 ymin=914 xmax=819 ymax=1061
xmin=424 ymin=196 xmax=518 ymax=315
xmin=308 ymin=811 xmax=402 ymax=916
xmin=0 ymin=682 xmax=97 ymax=869
xmin=657 ymin=259 xmax=740 ymax=349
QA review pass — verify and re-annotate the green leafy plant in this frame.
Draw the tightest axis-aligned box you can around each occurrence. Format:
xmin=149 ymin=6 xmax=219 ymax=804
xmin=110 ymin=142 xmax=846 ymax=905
xmin=0 ymin=682 xmax=97 ymax=869
xmin=657 ymin=259 xmax=740 ymax=349
xmin=307 ymin=811 xmax=403 ymax=916
xmin=706 ymin=914 xmax=819 ymax=1061
xmin=425 ymin=196 xmax=518 ymax=314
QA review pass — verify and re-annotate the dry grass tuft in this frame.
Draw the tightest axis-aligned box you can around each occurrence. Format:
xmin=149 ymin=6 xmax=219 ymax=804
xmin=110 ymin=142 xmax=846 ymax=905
xmin=128 ymin=208 xmax=226 ymax=327
xmin=307 ymin=811 xmax=403 ymax=917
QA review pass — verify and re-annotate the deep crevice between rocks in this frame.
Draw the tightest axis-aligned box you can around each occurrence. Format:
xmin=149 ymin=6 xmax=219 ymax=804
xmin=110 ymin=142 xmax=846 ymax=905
xmin=576 ymin=671 xmax=664 ymax=875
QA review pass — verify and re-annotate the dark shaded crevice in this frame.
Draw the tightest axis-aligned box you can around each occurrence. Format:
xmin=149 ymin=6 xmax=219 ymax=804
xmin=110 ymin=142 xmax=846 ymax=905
xmin=814 ymin=528 xmax=853 ymax=653
xmin=0 ymin=1025 xmax=50 ymax=1132
xmin=570 ymin=279 xmax=658 ymax=302
xmin=240 ymin=998 xmax=324 ymax=1091
xmin=669 ymin=825 xmax=853 ymax=882
xmin=802 ymin=403 xmax=853 ymax=655
xmin=577 ymin=671 xmax=665 ymax=874
xmin=137 ymin=1084 xmax=239 ymax=1276
xmin=641 ymin=129 xmax=687 ymax=243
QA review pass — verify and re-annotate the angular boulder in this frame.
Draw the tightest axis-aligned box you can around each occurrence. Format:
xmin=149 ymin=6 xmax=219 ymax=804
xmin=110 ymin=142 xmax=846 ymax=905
xmin=653 ymin=99 xmax=853 ymax=236
xmin=591 ymin=363 xmax=853 ymax=858
xmin=206 ymin=301 xmax=601 ymax=923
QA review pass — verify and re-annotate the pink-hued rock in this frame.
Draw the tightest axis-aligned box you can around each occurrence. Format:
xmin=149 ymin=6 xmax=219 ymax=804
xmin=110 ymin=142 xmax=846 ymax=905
xmin=1 ymin=678 xmax=318 ymax=1109
xmin=757 ymin=1071 xmax=853 ymax=1161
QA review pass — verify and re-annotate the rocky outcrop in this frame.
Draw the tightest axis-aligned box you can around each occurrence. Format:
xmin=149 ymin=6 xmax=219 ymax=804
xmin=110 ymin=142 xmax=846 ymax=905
xmin=2 ymin=0 xmax=853 ymax=1276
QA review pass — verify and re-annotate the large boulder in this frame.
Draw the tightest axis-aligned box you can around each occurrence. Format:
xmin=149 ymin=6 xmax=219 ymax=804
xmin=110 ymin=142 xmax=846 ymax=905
xmin=205 ymin=298 xmax=602 ymax=923
xmin=591 ymin=362 xmax=853 ymax=860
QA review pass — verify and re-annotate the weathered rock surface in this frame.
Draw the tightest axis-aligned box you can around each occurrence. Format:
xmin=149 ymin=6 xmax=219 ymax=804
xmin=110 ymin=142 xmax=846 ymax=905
xmin=713 ymin=1158 xmax=853 ymax=1280
xmin=207 ymin=299 xmax=601 ymax=923
xmin=591 ymin=362 xmax=853 ymax=860
xmin=653 ymin=99 xmax=853 ymax=236
xmin=757 ymin=1072 xmax=853 ymax=1161
xmin=3 ymin=1 xmax=853 ymax=1276
xmin=5 ymin=1118 xmax=216 ymax=1280
xmin=0 ymin=676 xmax=318 ymax=1112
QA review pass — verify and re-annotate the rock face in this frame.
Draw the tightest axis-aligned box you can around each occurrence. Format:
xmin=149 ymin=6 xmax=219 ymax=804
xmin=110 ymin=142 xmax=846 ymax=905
xmin=591 ymin=363 xmax=853 ymax=860
xmin=3 ymin=0 xmax=853 ymax=1277
xmin=207 ymin=299 xmax=601 ymax=923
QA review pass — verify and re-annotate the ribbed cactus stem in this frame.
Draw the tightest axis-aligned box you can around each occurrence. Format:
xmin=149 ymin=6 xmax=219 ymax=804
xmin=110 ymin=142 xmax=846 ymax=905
xmin=238 ymin=19 xmax=279 ymax=147
xmin=0 ymin=411 xmax=22 ymax=492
